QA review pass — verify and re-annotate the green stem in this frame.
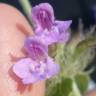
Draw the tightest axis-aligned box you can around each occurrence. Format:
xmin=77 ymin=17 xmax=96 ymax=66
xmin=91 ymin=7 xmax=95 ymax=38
xmin=19 ymin=0 xmax=34 ymax=26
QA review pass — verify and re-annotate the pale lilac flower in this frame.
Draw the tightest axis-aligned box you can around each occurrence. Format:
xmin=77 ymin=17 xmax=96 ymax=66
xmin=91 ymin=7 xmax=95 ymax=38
xmin=32 ymin=3 xmax=72 ymax=44
xmin=12 ymin=3 xmax=72 ymax=85
xmin=13 ymin=38 xmax=60 ymax=84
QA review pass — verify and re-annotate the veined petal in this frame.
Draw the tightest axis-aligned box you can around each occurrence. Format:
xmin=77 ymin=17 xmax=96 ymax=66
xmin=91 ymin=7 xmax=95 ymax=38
xmin=32 ymin=3 xmax=55 ymax=31
xmin=24 ymin=37 xmax=48 ymax=61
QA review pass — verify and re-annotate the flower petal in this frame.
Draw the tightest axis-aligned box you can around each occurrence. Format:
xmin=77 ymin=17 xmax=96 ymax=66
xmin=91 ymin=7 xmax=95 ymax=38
xmin=22 ymin=73 xmax=46 ymax=84
xmin=36 ymin=28 xmax=59 ymax=45
xmin=58 ymin=31 xmax=71 ymax=43
xmin=13 ymin=58 xmax=33 ymax=78
xmin=54 ymin=20 xmax=72 ymax=43
xmin=22 ymin=73 xmax=39 ymax=84
xmin=32 ymin=3 xmax=55 ymax=31
xmin=22 ymin=61 xmax=47 ymax=84
xmin=24 ymin=37 xmax=48 ymax=61
xmin=46 ymin=57 xmax=60 ymax=78
xmin=55 ymin=20 xmax=72 ymax=31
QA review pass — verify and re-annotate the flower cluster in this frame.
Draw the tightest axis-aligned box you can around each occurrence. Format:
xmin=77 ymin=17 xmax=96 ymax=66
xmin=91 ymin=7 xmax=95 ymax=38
xmin=12 ymin=3 xmax=72 ymax=84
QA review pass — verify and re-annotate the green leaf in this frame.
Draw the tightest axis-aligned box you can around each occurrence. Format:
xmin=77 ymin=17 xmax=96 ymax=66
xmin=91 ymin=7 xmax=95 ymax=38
xmin=61 ymin=78 xmax=73 ymax=96
xmin=75 ymin=74 xmax=89 ymax=94
xmin=76 ymin=36 xmax=96 ymax=55
xmin=46 ymin=78 xmax=73 ymax=96
xmin=72 ymin=36 xmax=96 ymax=62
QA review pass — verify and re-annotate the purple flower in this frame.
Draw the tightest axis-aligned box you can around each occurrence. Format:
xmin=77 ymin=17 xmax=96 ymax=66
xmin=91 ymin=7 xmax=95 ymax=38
xmin=32 ymin=3 xmax=72 ymax=44
xmin=13 ymin=38 xmax=60 ymax=84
